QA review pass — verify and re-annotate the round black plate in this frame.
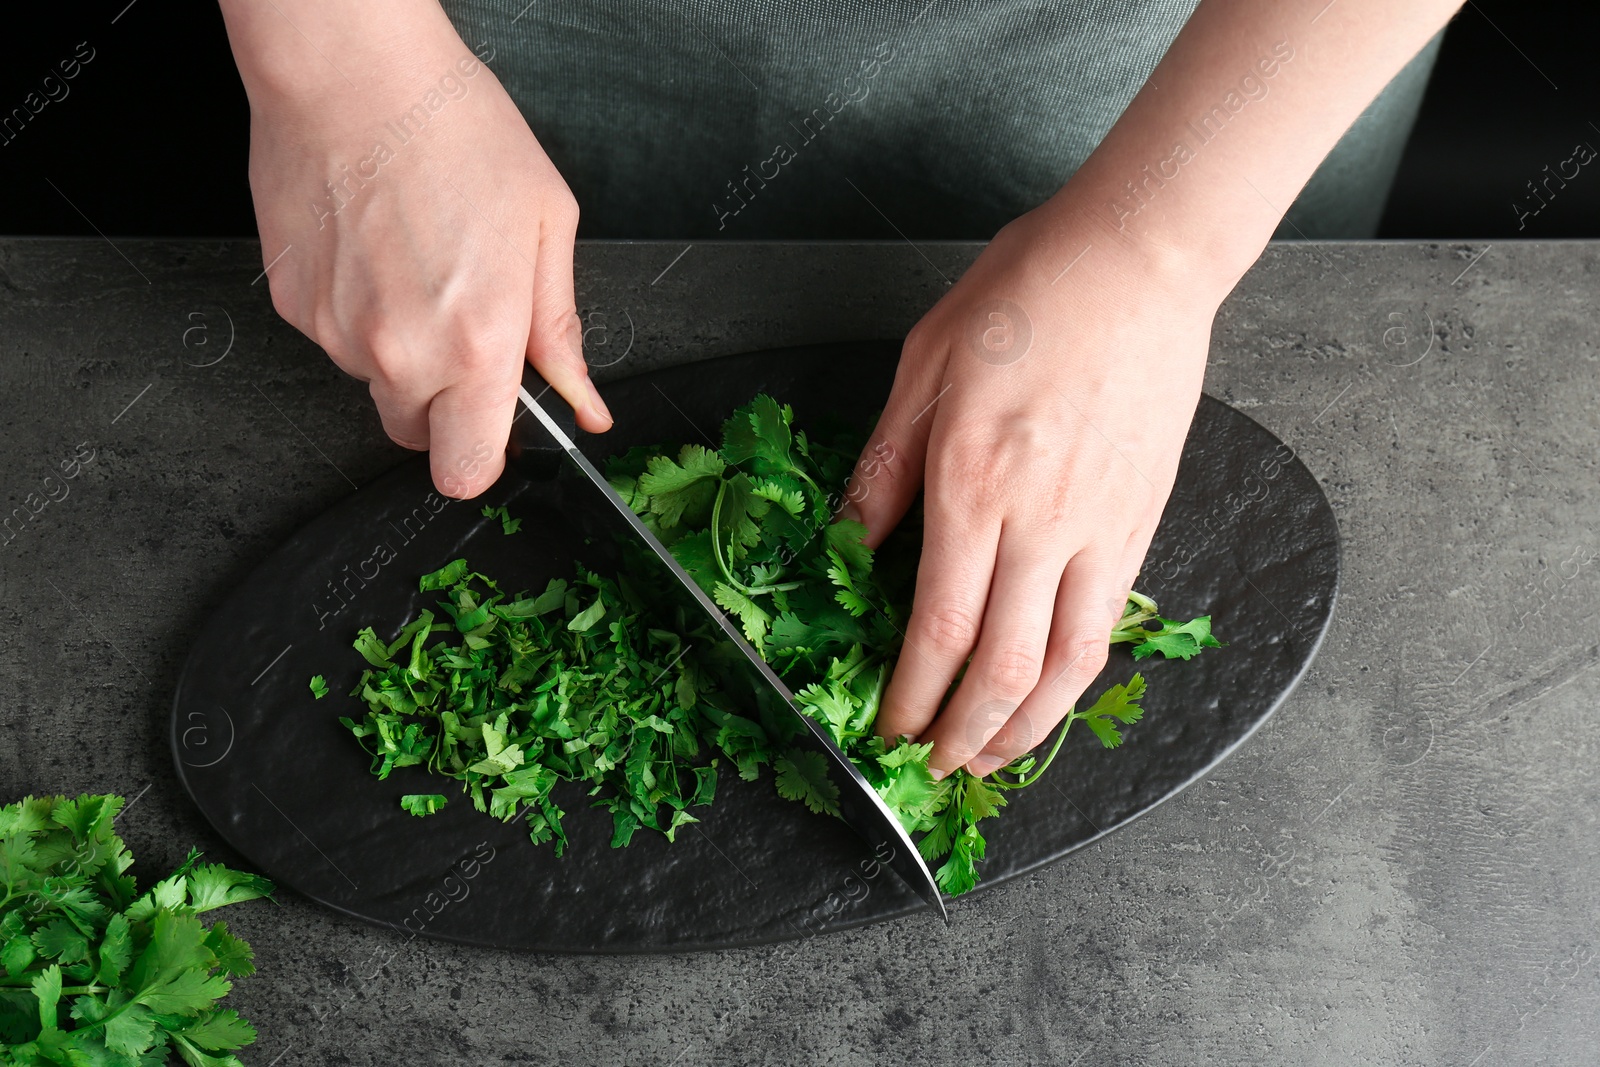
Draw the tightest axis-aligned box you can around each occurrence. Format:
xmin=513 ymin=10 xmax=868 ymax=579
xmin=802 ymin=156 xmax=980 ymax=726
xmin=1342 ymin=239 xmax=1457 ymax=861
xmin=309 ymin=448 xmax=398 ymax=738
xmin=171 ymin=342 xmax=1338 ymax=953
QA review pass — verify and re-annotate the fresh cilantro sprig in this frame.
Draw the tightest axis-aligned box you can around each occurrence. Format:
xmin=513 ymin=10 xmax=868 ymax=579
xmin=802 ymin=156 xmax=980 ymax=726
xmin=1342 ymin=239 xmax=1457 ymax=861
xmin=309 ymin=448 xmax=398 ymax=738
xmin=1111 ymin=591 xmax=1225 ymax=660
xmin=0 ymin=794 xmax=273 ymax=1067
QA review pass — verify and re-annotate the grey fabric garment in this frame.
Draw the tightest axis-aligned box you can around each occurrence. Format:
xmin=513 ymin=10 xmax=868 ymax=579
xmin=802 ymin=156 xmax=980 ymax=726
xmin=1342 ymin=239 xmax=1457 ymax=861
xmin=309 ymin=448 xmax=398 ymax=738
xmin=439 ymin=1 xmax=1440 ymax=239
xmin=1274 ymin=30 xmax=1442 ymax=239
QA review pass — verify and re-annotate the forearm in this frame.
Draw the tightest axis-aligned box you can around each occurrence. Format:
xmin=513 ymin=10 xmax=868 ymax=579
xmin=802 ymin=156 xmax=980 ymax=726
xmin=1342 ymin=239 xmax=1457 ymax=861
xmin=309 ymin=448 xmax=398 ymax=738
xmin=1038 ymin=0 xmax=1464 ymax=300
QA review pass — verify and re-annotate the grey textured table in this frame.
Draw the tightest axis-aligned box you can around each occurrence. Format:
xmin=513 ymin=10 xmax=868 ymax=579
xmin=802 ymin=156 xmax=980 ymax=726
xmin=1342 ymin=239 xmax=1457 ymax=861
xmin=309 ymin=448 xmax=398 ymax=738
xmin=2 ymin=238 xmax=1596 ymax=1065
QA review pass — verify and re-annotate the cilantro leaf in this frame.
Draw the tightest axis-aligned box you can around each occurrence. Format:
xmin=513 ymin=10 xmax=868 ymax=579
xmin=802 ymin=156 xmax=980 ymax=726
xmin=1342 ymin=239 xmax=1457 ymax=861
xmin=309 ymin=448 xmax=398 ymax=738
xmin=774 ymin=751 xmax=841 ymax=817
xmin=31 ymin=963 xmax=61 ymax=1033
xmin=713 ymin=582 xmax=772 ymax=647
xmin=1129 ymin=615 xmax=1225 ymax=661
xmin=308 ymin=674 xmax=329 ymax=699
xmin=186 ymin=864 xmax=276 ymax=915
xmin=173 ymin=1008 xmax=256 ymax=1051
xmin=720 ymin=394 xmax=794 ymax=475
xmin=30 ymin=920 xmax=88 ymax=964
xmin=1077 ymin=674 xmax=1147 ymax=749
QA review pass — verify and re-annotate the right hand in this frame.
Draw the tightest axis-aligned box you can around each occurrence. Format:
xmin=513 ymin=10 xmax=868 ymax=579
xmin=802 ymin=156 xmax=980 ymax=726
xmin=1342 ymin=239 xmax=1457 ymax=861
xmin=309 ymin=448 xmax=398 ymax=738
xmin=242 ymin=8 xmax=610 ymax=498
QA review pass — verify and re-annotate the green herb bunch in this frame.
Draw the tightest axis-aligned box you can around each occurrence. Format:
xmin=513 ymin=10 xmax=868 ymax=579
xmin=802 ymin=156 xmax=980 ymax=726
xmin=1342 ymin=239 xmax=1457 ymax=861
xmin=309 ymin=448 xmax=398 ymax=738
xmin=0 ymin=794 xmax=274 ymax=1067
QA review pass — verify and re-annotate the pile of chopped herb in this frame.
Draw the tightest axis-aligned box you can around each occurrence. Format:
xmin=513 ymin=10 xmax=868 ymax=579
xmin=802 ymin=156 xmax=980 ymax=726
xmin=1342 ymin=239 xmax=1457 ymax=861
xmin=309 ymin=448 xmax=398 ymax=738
xmin=0 ymin=794 xmax=274 ymax=1067
xmin=333 ymin=395 xmax=1221 ymax=895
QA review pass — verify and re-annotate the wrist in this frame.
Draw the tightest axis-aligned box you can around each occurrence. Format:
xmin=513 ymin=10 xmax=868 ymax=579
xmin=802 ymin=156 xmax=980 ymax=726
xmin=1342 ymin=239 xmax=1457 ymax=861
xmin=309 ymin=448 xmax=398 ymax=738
xmin=219 ymin=0 xmax=467 ymax=114
xmin=1032 ymin=169 xmax=1264 ymax=312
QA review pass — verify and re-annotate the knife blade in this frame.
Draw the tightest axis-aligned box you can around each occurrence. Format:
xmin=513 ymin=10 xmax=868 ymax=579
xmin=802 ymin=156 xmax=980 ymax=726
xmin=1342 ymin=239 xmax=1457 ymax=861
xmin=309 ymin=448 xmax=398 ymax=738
xmin=509 ymin=377 xmax=946 ymax=919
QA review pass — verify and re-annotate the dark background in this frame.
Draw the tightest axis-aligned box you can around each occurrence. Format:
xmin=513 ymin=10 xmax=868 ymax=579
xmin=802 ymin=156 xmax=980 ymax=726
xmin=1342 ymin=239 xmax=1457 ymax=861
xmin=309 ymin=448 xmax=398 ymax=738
xmin=0 ymin=1 xmax=1594 ymax=239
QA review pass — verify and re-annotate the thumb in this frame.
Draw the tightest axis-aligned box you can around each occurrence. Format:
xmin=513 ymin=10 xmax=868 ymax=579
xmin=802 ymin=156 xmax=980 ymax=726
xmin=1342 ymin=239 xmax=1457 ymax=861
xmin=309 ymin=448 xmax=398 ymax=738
xmin=838 ymin=337 xmax=948 ymax=550
xmin=527 ymin=210 xmax=612 ymax=433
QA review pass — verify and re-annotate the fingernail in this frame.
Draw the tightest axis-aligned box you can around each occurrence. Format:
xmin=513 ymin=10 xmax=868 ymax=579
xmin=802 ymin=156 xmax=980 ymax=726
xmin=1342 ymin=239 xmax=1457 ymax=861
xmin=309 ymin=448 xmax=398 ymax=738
xmin=965 ymin=754 xmax=1005 ymax=778
xmin=898 ymin=733 xmax=915 ymax=744
xmin=836 ymin=501 xmax=863 ymax=525
xmin=928 ymin=766 xmax=949 ymax=782
xmin=585 ymin=378 xmax=613 ymax=426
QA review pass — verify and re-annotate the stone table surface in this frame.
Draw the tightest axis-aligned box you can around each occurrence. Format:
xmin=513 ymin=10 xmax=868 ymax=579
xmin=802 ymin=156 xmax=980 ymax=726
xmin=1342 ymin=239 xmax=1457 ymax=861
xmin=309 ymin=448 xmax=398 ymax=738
xmin=1 ymin=238 xmax=1597 ymax=1066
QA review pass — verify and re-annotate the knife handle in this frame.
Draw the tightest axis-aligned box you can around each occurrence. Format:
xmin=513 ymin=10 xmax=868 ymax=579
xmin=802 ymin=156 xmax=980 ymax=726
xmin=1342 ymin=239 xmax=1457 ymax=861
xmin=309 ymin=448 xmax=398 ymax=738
xmin=507 ymin=367 xmax=580 ymax=480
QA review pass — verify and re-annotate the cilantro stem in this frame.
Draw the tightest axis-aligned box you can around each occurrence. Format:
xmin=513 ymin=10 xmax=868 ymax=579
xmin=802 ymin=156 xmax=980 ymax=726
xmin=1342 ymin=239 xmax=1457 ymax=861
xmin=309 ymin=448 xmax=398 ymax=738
xmin=710 ymin=477 xmax=797 ymax=598
xmin=709 ymin=479 xmax=746 ymax=594
xmin=0 ymin=975 xmax=110 ymax=996
xmin=745 ymin=581 xmax=804 ymax=596
xmin=1125 ymin=589 xmax=1159 ymax=615
xmin=990 ymin=706 xmax=1078 ymax=790
xmin=1110 ymin=591 xmax=1161 ymax=643
xmin=837 ymin=652 xmax=884 ymax=688
xmin=792 ymin=466 xmax=824 ymax=501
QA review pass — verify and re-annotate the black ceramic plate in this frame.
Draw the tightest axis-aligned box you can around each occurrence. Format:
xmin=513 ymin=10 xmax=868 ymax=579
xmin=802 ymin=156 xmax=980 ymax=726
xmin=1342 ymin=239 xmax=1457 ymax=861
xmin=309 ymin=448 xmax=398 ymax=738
xmin=171 ymin=342 xmax=1338 ymax=953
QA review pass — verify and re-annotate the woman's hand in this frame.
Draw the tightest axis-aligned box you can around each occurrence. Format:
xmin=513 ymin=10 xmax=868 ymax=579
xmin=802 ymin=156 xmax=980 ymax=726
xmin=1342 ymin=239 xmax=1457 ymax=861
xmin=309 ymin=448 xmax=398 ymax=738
xmin=851 ymin=203 xmax=1222 ymax=778
xmin=227 ymin=0 xmax=609 ymax=498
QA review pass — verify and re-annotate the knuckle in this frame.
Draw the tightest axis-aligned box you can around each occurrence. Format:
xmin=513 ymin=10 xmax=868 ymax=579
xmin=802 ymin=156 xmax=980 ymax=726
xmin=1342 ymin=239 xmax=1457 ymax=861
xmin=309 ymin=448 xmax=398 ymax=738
xmin=451 ymin=328 xmax=519 ymax=380
xmin=853 ymin=434 xmax=907 ymax=490
xmin=936 ymin=436 xmax=1021 ymax=499
xmin=266 ymin=276 xmax=296 ymax=324
xmin=1055 ymin=635 xmax=1110 ymax=687
xmin=915 ymin=604 xmax=981 ymax=658
xmin=990 ymin=704 xmax=1047 ymax=752
xmin=901 ymin=320 xmax=935 ymax=357
xmin=982 ymin=645 xmax=1043 ymax=698
xmin=956 ymin=698 xmax=1015 ymax=751
xmin=535 ymin=306 xmax=583 ymax=354
xmin=386 ymin=431 xmax=427 ymax=452
xmin=359 ymin=322 xmax=409 ymax=369
xmin=549 ymin=193 xmax=580 ymax=235
xmin=538 ymin=173 xmax=579 ymax=222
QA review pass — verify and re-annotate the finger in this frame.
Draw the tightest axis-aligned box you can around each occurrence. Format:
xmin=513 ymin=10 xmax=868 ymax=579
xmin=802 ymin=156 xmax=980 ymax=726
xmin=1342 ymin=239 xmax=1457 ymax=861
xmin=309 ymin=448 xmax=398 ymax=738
xmin=872 ymin=504 xmax=1000 ymax=745
xmin=527 ymin=207 xmax=611 ymax=434
xmin=837 ymin=330 xmax=948 ymax=549
xmin=964 ymin=546 xmax=1124 ymax=776
xmin=1118 ymin=520 xmax=1159 ymax=594
xmin=918 ymin=533 xmax=1068 ymax=778
xmin=367 ymin=373 xmax=432 ymax=452
xmin=427 ymin=337 xmax=523 ymax=499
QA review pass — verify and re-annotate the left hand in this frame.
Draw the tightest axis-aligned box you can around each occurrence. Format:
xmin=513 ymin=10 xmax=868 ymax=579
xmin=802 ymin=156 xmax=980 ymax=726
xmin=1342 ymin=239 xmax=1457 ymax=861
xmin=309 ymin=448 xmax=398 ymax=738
xmin=847 ymin=200 xmax=1221 ymax=778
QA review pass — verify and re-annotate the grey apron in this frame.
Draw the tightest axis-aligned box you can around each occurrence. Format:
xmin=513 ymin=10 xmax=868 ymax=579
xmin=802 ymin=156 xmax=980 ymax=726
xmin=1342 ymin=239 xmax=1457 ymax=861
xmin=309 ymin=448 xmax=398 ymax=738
xmin=440 ymin=0 xmax=1441 ymax=239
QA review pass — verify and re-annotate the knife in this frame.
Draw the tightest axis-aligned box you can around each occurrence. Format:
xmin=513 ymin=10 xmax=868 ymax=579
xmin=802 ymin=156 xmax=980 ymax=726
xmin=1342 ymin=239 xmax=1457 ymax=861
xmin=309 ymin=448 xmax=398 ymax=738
xmin=509 ymin=374 xmax=946 ymax=919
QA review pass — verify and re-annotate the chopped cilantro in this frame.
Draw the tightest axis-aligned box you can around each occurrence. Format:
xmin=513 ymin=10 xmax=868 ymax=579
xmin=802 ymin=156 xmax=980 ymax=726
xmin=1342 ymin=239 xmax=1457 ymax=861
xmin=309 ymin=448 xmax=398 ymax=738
xmin=308 ymin=674 xmax=329 ymax=699
xmin=481 ymin=504 xmax=522 ymax=535
xmin=399 ymin=794 xmax=447 ymax=817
